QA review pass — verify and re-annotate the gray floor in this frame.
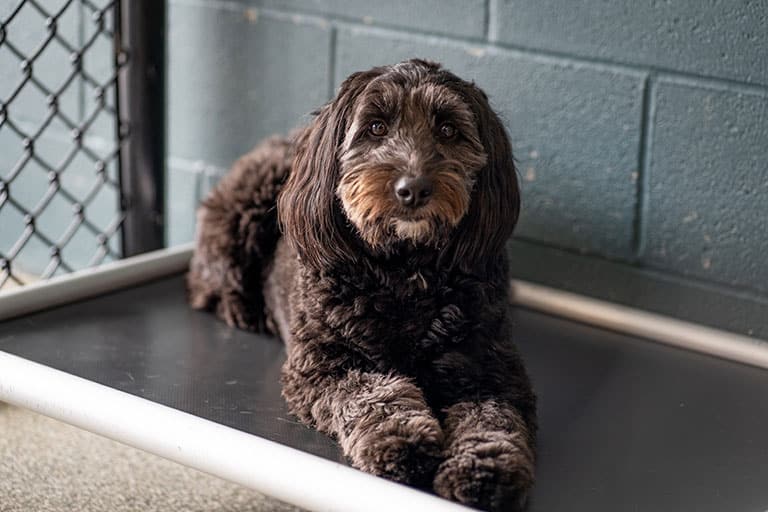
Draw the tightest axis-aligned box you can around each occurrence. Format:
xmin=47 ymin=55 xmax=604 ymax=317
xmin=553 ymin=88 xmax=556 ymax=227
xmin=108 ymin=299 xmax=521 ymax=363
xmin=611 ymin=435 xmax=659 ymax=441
xmin=0 ymin=403 xmax=303 ymax=512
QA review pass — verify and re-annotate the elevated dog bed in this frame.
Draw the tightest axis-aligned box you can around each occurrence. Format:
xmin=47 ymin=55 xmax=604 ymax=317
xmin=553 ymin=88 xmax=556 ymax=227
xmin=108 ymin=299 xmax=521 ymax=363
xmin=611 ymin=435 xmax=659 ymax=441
xmin=1 ymin=246 xmax=767 ymax=511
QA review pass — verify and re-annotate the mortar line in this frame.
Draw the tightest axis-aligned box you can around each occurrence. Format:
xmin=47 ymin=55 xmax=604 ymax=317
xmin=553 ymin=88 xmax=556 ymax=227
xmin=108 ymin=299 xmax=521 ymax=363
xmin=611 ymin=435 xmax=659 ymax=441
xmin=484 ymin=0 xmax=492 ymax=41
xmin=632 ymin=74 xmax=656 ymax=260
xmin=327 ymin=26 xmax=337 ymax=100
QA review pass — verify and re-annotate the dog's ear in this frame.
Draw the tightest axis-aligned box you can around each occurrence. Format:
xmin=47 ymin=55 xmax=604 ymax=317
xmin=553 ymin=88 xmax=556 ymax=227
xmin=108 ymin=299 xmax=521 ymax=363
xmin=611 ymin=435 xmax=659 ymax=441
xmin=441 ymin=84 xmax=520 ymax=277
xmin=278 ymin=68 xmax=385 ymax=269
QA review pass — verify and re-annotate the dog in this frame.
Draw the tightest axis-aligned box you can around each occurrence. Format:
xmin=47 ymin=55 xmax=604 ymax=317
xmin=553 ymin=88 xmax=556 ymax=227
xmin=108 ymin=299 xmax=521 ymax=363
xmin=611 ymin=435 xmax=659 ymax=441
xmin=187 ymin=59 xmax=536 ymax=511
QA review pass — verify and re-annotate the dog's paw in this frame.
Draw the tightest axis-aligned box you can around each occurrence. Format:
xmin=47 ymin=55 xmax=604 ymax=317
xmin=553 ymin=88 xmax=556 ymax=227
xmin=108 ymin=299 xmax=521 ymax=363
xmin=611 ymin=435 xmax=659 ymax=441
xmin=433 ymin=431 xmax=534 ymax=512
xmin=215 ymin=294 xmax=258 ymax=331
xmin=348 ymin=412 xmax=444 ymax=488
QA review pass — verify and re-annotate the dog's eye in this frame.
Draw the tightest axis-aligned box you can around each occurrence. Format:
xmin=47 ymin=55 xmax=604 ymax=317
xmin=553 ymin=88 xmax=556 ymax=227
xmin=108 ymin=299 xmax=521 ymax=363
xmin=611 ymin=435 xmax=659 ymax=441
xmin=439 ymin=122 xmax=457 ymax=140
xmin=368 ymin=120 xmax=388 ymax=137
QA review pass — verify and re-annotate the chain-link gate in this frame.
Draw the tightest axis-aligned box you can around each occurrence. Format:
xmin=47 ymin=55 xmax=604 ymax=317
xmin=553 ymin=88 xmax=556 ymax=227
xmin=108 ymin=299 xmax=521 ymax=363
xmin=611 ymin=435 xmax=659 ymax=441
xmin=0 ymin=0 xmax=165 ymax=290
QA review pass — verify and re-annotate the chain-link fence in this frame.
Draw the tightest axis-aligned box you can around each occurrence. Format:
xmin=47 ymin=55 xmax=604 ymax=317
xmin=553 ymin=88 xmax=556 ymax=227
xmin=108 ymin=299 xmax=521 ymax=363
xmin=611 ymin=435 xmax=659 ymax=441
xmin=0 ymin=0 xmax=124 ymax=289
xmin=0 ymin=0 xmax=165 ymax=291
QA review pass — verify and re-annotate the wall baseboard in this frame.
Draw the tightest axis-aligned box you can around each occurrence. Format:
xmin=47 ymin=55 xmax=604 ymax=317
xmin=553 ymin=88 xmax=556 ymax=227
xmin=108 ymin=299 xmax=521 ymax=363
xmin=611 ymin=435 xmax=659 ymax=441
xmin=508 ymin=239 xmax=768 ymax=341
xmin=511 ymin=279 xmax=768 ymax=370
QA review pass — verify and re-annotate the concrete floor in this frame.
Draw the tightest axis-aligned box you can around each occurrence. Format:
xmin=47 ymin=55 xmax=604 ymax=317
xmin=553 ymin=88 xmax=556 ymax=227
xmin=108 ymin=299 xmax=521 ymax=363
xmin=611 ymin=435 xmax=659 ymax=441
xmin=0 ymin=403 xmax=304 ymax=512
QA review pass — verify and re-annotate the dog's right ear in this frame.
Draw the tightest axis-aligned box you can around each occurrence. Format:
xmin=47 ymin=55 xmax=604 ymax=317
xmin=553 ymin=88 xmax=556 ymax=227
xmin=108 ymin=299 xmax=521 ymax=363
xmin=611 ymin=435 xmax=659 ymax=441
xmin=278 ymin=68 xmax=386 ymax=270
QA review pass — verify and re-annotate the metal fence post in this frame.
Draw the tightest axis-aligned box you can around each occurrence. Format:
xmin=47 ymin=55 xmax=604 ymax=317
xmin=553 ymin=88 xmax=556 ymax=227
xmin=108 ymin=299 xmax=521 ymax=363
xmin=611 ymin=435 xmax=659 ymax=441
xmin=115 ymin=0 xmax=166 ymax=256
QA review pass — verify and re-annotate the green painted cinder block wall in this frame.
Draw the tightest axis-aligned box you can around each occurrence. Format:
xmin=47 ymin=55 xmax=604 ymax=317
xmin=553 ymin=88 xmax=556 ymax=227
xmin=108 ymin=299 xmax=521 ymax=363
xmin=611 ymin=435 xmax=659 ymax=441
xmin=167 ymin=1 xmax=768 ymax=339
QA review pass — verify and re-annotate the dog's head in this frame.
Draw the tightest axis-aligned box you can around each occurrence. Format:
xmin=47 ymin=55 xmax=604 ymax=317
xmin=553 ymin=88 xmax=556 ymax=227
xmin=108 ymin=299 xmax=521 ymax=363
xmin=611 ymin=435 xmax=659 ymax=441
xmin=278 ymin=59 xmax=519 ymax=276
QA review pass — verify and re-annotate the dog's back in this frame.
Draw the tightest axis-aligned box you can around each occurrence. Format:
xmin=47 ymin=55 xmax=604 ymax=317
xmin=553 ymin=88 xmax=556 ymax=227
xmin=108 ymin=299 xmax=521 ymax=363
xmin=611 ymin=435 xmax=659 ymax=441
xmin=187 ymin=134 xmax=296 ymax=332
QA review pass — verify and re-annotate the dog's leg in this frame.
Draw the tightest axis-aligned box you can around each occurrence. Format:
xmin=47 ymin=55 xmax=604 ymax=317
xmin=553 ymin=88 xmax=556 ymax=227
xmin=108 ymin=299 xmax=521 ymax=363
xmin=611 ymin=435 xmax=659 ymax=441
xmin=281 ymin=357 xmax=444 ymax=487
xmin=433 ymin=399 xmax=535 ymax=512
xmin=187 ymin=137 xmax=292 ymax=331
xmin=187 ymin=198 xmax=267 ymax=331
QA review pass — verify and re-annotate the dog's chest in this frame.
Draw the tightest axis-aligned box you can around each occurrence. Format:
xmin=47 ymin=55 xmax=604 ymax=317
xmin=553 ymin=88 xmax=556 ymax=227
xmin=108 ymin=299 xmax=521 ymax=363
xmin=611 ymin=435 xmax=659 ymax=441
xmin=310 ymin=268 xmax=481 ymax=374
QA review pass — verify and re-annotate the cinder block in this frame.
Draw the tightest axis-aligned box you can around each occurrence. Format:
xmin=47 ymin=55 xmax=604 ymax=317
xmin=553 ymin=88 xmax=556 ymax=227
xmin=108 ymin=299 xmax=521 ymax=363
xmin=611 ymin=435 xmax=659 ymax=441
xmin=254 ymin=0 xmax=486 ymax=38
xmin=166 ymin=161 xmax=202 ymax=247
xmin=168 ymin=2 xmax=331 ymax=167
xmin=491 ymin=0 xmax=768 ymax=86
xmin=336 ymin=28 xmax=645 ymax=258
xmin=645 ymin=79 xmax=768 ymax=293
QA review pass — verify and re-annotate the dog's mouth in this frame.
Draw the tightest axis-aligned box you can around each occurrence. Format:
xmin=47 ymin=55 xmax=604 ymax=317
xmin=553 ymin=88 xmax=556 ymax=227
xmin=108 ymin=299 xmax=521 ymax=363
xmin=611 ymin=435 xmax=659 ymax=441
xmin=391 ymin=217 xmax=432 ymax=242
xmin=393 ymin=209 xmax=429 ymax=222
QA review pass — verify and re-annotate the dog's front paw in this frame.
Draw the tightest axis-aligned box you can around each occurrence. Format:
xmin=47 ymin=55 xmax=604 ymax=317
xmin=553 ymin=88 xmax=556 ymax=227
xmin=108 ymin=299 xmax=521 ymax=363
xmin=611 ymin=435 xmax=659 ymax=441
xmin=346 ymin=411 xmax=444 ymax=488
xmin=434 ymin=431 xmax=534 ymax=512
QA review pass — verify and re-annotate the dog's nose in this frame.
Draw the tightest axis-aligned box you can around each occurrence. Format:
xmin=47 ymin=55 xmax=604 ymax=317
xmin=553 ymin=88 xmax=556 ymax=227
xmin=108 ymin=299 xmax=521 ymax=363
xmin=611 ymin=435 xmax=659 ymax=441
xmin=395 ymin=176 xmax=433 ymax=208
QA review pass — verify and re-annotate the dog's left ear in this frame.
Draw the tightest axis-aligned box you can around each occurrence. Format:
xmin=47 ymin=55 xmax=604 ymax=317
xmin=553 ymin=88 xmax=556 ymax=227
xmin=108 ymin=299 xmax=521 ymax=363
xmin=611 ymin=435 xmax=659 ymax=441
xmin=442 ymin=84 xmax=520 ymax=278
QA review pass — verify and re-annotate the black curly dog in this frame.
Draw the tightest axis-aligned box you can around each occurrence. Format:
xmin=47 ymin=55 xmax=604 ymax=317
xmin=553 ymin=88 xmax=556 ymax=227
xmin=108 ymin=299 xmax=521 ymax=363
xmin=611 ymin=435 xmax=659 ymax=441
xmin=187 ymin=59 xmax=536 ymax=511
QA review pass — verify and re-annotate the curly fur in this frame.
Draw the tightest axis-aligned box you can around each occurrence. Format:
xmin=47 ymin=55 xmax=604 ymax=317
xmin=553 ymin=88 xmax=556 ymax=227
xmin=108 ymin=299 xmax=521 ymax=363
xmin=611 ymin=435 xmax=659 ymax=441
xmin=187 ymin=59 xmax=536 ymax=511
